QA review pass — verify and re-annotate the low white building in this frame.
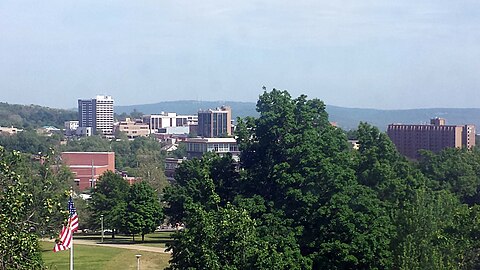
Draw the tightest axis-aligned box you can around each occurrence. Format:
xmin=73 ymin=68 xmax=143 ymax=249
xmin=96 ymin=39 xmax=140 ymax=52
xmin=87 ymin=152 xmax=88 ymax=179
xmin=185 ymin=137 xmax=239 ymax=160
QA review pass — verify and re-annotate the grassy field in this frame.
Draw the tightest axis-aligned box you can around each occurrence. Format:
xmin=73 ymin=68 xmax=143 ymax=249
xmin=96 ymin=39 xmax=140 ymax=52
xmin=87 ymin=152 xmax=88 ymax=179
xmin=41 ymin=241 xmax=171 ymax=270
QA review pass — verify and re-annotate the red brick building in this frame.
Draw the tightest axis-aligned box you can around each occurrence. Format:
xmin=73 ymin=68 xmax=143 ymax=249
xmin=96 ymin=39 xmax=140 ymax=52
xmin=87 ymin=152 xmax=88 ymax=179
xmin=61 ymin=152 xmax=115 ymax=190
xmin=387 ymin=118 xmax=475 ymax=159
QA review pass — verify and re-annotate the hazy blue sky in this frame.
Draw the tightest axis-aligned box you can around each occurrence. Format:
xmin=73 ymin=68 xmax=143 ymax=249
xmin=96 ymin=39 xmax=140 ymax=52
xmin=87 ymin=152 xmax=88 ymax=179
xmin=1 ymin=1 xmax=480 ymax=109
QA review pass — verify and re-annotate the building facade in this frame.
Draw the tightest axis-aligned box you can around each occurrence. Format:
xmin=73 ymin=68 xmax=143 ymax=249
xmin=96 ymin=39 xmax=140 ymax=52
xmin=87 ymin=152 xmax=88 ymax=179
xmin=387 ymin=118 xmax=476 ymax=159
xmin=197 ymin=106 xmax=232 ymax=138
xmin=142 ymin=113 xmax=198 ymax=132
xmin=185 ymin=137 xmax=239 ymax=160
xmin=61 ymin=152 xmax=115 ymax=190
xmin=114 ymin=118 xmax=150 ymax=138
xmin=78 ymin=95 xmax=114 ymax=135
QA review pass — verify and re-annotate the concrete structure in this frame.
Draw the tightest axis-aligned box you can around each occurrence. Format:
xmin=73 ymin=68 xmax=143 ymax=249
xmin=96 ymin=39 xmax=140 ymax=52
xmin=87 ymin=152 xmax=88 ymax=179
xmin=61 ymin=152 xmax=115 ymax=190
xmin=114 ymin=118 xmax=150 ymax=138
xmin=157 ymin=126 xmax=190 ymax=135
xmin=78 ymin=95 xmax=114 ymax=135
xmin=75 ymin=127 xmax=92 ymax=137
xmin=0 ymin=126 xmax=22 ymax=135
xmin=348 ymin=140 xmax=360 ymax=150
xmin=387 ymin=118 xmax=475 ymax=159
xmin=185 ymin=137 xmax=239 ymax=160
xmin=142 ymin=113 xmax=197 ymax=132
xmin=197 ymin=106 xmax=232 ymax=138
xmin=64 ymin=121 xmax=79 ymax=136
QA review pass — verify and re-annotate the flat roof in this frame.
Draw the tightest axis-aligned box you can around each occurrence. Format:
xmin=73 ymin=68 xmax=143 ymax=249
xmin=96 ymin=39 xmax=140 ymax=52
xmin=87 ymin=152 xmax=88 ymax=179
xmin=62 ymin=152 xmax=114 ymax=154
xmin=69 ymin=165 xmax=109 ymax=168
xmin=185 ymin=137 xmax=237 ymax=143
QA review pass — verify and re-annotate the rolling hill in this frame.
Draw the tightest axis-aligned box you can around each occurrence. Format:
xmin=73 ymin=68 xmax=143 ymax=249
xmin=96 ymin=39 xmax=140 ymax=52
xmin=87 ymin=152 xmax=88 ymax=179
xmin=116 ymin=101 xmax=480 ymax=131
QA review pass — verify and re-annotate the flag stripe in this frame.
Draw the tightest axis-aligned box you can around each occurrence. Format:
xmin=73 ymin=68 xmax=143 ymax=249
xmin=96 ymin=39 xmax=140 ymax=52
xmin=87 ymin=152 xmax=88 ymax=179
xmin=69 ymin=213 xmax=79 ymax=232
xmin=53 ymin=225 xmax=72 ymax=252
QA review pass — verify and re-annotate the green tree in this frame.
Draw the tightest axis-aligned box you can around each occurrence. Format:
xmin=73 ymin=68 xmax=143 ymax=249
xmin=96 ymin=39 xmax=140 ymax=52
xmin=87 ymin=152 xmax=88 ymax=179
xmin=0 ymin=147 xmax=44 ymax=269
xmin=62 ymin=135 xmax=110 ymax=152
xmin=419 ymin=147 xmax=480 ymax=205
xmin=124 ymin=181 xmax=162 ymax=242
xmin=236 ymin=90 xmax=388 ymax=268
xmin=394 ymin=189 xmax=480 ymax=269
xmin=163 ymin=153 xmax=241 ymax=224
xmin=164 ymin=89 xmax=480 ymax=269
xmin=0 ymin=129 xmax=62 ymax=155
xmin=89 ymin=171 xmax=129 ymax=238
xmin=27 ymin=151 xmax=72 ymax=237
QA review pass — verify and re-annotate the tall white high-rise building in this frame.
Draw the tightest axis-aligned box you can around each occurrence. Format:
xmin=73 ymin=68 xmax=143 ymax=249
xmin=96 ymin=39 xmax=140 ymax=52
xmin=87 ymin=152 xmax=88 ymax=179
xmin=78 ymin=95 xmax=114 ymax=135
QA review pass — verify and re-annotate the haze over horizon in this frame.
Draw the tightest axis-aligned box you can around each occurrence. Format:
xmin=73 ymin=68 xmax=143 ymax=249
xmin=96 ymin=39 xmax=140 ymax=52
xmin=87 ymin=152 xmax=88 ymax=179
xmin=1 ymin=1 xmax=480 ymax=110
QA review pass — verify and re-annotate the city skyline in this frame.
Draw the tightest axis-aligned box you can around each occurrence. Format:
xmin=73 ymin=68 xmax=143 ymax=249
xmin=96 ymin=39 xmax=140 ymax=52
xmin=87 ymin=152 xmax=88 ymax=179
xmin=2 ymin=1 xmax=480 ymax=110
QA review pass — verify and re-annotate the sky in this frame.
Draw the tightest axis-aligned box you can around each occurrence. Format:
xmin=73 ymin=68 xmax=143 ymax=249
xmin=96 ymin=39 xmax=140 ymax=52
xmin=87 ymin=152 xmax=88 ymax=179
xmin=1 ymin=1 xmax=480 ymax=109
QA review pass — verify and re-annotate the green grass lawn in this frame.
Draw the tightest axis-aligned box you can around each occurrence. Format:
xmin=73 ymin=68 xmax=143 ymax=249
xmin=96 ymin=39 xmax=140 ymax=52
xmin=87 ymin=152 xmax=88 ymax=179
xmin=41 ymin=241 xmax=171 ymax=270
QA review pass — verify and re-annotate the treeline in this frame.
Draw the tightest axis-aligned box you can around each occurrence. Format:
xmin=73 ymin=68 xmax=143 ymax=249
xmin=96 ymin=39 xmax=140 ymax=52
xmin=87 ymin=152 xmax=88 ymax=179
xmin=0 ymin=102 xmax=77 ymax=129
xmin=164 ymin=90 xmax=480 ymax=269
xmin=0 ymin=132 xmax=169 ymax=183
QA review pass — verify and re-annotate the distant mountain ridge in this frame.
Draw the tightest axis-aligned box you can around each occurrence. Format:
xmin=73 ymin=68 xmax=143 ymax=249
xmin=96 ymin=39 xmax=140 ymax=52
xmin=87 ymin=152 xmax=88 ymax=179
xmin=116 ymin=101 xmax=480 ymax=131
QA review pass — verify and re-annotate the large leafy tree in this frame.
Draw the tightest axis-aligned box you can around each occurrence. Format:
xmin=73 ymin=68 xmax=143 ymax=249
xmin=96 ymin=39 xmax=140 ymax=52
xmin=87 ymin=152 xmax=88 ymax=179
xmin=236 ymin=90 xmax=395 ymax=268
xmin=89 ymin=171 xmax=129 ymax=237
xmin=0 ymin=147 xmax=44 ymax=269
xmin=163 ymin=153 xmax=241 ymax=224
xmin=124 ymin=181 xmax=162 ymax=242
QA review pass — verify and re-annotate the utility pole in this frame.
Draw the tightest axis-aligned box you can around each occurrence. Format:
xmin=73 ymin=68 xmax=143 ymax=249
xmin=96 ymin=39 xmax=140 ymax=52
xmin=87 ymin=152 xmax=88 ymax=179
xmin=100 ymin=214 xmax=104 ymax=243
xmin=91 ymin=160 xmax=95 ymax=188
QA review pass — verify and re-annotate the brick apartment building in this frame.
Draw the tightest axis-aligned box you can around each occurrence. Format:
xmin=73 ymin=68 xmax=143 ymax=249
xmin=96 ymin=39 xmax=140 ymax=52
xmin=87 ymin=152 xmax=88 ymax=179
xmin=61 ymin=152 xmax=115 ymax=190
xmin=387 ymin=118 xmax=475 ymax=159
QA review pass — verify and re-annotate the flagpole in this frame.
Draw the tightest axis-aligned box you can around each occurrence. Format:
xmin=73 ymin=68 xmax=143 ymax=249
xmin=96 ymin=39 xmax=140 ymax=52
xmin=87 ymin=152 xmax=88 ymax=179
xmin=70 ymin=188 xmax=74 ymax=270
xmin=70 ymin=236 xmax=73 ymax=270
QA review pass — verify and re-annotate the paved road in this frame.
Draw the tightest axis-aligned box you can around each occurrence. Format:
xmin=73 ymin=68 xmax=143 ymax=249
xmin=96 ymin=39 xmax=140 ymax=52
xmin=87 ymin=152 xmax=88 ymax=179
xmin=44 ymin=239 xmax=171 ymax=254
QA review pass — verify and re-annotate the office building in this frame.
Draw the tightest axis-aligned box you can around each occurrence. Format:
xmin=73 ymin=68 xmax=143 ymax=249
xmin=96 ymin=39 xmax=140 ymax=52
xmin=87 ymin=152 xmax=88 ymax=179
xmin=114 ymin=118 xmax=150 ymax=138
xmin=197 ymin=106 xmax=232 ymax=138
xmin=387 ymin=118 xmax=475 ymax=159
xmin=142 ymin=113 xmax=197 ymax=132
xmin=78 ymin=95 xmax=114 ymax=135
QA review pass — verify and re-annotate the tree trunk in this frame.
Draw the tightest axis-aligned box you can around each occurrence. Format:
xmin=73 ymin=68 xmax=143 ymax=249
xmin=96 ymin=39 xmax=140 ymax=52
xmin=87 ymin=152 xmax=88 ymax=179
xmin=112 ymin=229 xmax=115 ymax=239
xmin=133 ymin=234 xmax=135 ymax=242
xmin=142 ymin=233 xmax=145 ymax=242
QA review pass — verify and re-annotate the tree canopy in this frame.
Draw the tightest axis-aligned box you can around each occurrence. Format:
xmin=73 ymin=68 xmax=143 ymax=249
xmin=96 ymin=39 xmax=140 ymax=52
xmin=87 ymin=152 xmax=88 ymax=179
xmin=164 ymin=89 xmax=480 ymax=269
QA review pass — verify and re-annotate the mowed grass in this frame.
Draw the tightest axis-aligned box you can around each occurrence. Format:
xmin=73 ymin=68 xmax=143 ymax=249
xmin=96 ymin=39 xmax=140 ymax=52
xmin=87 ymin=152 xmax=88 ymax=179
xmin=74 ymin=231 xmax=174 ymax=248
xmin=40 ymin=242 xmax=171 ymax=270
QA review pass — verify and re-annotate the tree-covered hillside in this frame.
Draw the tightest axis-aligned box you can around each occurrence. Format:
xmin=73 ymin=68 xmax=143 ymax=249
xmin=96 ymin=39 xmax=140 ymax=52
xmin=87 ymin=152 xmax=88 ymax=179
xmin=0 ymin=102 xmax=77 ymax=129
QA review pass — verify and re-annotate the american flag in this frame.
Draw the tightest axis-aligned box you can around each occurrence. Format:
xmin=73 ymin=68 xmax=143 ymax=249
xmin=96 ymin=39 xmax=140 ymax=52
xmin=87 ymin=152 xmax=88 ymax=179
xmin=68 ymin=196 xmax=79 ymax=232
xmin=53 ymin=195 xmax=79 ymax=252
